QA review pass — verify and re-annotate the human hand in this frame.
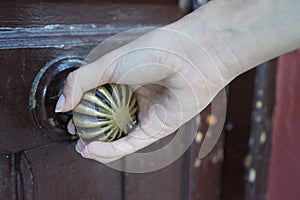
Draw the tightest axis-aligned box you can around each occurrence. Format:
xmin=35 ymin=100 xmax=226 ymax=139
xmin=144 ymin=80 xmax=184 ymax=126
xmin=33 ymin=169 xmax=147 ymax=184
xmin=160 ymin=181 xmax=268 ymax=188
xmin=55 ymin=0 xmax=300 ymax=163
xmin=54 ymin=25 xmax=230 ymax=163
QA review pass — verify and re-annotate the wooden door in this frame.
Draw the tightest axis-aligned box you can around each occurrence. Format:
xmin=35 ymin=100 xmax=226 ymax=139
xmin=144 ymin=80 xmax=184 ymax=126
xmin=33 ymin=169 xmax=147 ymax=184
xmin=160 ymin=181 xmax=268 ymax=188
xmin=0 ymin=1 xmax=225 ymax=199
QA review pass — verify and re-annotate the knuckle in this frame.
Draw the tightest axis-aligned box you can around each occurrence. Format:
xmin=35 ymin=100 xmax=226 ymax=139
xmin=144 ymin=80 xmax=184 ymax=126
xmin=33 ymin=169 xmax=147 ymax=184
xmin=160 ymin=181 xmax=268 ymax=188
xmin=65 ymin=71 xmax=77 ymax=87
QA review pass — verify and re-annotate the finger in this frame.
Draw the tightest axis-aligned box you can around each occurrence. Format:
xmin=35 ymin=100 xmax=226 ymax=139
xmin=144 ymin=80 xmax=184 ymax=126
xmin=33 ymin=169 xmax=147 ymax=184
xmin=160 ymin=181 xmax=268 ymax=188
xmin=75 ymin=139 xmax=86 ymax=154
xmin=84 ymin=105 xmax=178 ymax=163
xmin=55 ymin=59 xmax=114 ymax=112
xmin=80 ymin=145 xmax=98 ymax=160
xmin=67 ymin=120 xmax=76 ymax=135
xmin=75 ymin=139 xmax=97 ymax=160
xmin=85 ymin=129 xmax=156 ymax=163
xmin=57 ymin=54 xmax=178 ymax=112
xmin=55 ymin=30 xmax=184 ymax=112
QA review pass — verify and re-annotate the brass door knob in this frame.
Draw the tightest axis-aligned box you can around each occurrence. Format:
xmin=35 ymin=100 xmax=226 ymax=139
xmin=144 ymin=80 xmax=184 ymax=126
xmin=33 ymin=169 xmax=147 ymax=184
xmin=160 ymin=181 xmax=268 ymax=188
xmin=72 ymin=83 xmax=138 ymax=144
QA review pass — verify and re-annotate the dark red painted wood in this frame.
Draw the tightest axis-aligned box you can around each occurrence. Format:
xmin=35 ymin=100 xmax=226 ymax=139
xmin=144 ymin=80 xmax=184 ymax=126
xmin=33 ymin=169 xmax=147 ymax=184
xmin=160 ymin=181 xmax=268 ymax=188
xmin=0 ymin=1 xmax=188 ymax=199
xmin=244 ymin=61 xmax=276 ymax=200
xmin=24 ymin=142 xmax=123 ymax=200
xmin=0 ymin=1 xmax=182 ymax=28
xmin=221 ymin=70 xmax=256 ymax=200
xmin=0 ymin=48 xmax=92 ymax=152
xmin=0 ymin=1 xmax=232 ymax=199
xmin=124 ymin=156 xmax=182 ymax=200
xmin=192 ymin=140 xmax=224 ymax=200
xmin=0 ymin=154 xmax=15 ymax=199
xmin=268 ymin=50 xmax=300 ymax=200
xmin=186 ymin=106 xmax=224 ymax=200
xmin=0 ymin=1 xmax=183 ymax=151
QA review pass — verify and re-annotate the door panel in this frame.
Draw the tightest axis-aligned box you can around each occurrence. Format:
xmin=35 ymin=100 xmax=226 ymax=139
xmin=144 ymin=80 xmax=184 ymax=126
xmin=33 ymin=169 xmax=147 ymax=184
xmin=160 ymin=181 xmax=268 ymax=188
xmin=1 ymin=48 xmax=89 ymax=152
xmin=124 ymin=159 xmax=182 ymax=200
xmin=24 ymin=142 xmax=122 ymax=200
xmin=0 ymin=153 xmax=15 ymax=199
xmin=1 ymin=1 xmax=182 ymax=28
xmin=1 ymin=1 xmax=226 ymax=199
xmin=0 ymin=49 xmax=52 ymax=153
xmin=0 ymin=1 xmax=188 ymax=200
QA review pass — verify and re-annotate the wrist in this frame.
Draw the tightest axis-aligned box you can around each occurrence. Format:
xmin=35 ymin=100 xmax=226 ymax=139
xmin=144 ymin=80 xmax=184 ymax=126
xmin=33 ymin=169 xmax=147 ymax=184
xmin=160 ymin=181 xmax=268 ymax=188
xmin=167 ymin=0 xmax=300 ymax=80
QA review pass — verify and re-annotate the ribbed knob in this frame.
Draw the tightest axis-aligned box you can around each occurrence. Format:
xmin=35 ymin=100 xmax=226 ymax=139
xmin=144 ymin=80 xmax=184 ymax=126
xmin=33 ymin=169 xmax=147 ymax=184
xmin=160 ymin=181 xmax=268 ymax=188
xmin=73 ymin=83 xmax=138 ymax=144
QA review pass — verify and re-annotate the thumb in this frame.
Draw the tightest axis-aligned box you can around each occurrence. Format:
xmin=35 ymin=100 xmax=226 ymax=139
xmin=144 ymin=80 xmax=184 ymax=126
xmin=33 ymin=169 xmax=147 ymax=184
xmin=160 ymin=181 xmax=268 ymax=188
xmin=55 ymin=41 xmax=181 ymax=113
xmin=54 ymin=56 xmax=114 ymax=113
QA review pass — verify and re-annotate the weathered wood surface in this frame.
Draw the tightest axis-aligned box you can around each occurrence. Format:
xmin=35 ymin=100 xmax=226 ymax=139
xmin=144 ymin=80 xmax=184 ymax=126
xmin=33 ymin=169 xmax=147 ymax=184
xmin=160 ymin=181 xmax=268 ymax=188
xmin=268 ymin=50 xmax=300 ymax=200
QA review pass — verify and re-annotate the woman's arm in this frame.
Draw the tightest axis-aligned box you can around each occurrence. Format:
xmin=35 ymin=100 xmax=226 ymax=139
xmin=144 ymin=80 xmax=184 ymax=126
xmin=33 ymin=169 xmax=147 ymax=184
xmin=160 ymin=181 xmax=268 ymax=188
xmin=56 ymin=0 xmax=300 ymax=163
xmin=169 ymin=0 xmax=300 ymax=76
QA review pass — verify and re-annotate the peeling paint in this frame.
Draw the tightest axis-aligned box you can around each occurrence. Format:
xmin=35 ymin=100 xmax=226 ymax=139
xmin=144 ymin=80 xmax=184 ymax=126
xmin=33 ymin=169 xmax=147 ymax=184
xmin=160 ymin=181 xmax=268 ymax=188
xmin=248 ymin=168 xmax=256 ymax=183
xmin=259 ymin=131 xmax=267 ymax=144
xmin=48 ymin=118 xmax=56 ymax=127
xmin=31 ymin=98 xmax=36 ymax=109
xmin=244 ymin=154 xmax=253 ymax=167
xmin=195 ymin=131 xmax=203 ymax=143
xmin=256 ymin=100 xmax=263 ymax=109
xmin=194 ymin=159 xmax=201 ymax=168
xmin=0 ymin=24 xmax=162 ymax=49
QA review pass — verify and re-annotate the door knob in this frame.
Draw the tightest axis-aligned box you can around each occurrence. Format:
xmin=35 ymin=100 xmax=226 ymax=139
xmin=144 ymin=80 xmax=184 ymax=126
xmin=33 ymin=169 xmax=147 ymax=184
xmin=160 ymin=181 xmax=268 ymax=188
xmin=72 ymin=83 xmax=138 ymax=144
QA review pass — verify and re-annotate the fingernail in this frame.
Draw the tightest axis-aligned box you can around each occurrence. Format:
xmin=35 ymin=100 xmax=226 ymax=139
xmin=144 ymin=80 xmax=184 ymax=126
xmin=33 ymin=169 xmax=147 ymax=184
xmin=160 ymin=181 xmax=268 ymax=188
xmin=55 ymin=95 xmax=65 ymax=113
xmin=75 ymin=143 xmax=81 ymax=154
xmin=67 ymin=121 xmax=76 ymax=135
xmin=81 ymin=146 xmax=94 ymax=159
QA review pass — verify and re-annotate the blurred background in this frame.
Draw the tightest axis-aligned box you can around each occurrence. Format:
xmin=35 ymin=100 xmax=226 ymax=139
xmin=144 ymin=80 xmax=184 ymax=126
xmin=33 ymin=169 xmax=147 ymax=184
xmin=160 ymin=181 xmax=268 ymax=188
xmin=0 ymin=0 xmax=299 ymax=199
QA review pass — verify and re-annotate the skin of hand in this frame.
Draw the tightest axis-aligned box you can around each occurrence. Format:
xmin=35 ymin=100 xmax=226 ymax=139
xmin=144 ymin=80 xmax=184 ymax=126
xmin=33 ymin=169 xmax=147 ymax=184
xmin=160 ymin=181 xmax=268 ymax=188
xmin=55 ymin=0 xmax=300 ymax=163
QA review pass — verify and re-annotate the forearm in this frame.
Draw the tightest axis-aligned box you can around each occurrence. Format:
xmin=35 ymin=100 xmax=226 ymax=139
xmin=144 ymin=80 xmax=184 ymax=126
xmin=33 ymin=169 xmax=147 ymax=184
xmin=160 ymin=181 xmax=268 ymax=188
xmin=168 ymin=0 xmax=300 ymax=78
